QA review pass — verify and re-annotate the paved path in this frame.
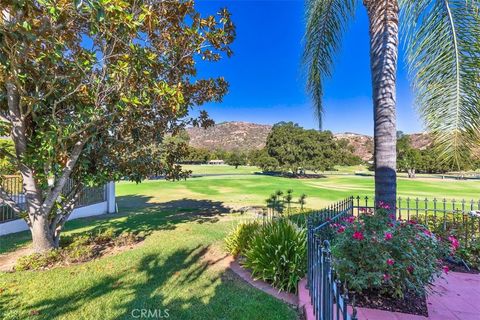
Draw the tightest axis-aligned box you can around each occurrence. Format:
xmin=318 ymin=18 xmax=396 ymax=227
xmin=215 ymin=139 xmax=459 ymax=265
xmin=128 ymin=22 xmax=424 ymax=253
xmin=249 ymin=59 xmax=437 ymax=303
xmin=299 ymin=272 xmax=480 ymax=320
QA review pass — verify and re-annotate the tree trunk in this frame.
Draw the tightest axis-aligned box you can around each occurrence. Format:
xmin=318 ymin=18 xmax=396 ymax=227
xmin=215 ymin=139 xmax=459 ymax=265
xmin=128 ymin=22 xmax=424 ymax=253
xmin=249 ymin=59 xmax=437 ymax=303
xmin=364 ymin=0 xmax=399 ymax=212
xmin=31 ymin=215 xmax=56 ymax=252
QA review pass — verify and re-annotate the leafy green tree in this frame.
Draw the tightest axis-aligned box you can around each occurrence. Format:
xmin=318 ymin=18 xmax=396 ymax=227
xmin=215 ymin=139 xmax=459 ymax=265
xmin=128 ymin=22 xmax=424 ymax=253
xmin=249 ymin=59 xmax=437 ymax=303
xmin=0 ymin=1 xmax=234 ymax=252
xmin=0 ymin=139 xmax=16 ymax=175
xmin=397 ymin=136 xmax=421 ymax=178
xmin=335 ymin=139 xmax=363 ymax=166
xmin=226 ymin=151 xmax=247 ymax=169
xmin=183 ymin=147 xmax=212 ymax=164
xmin=265 ymin=122 xmax=348 ymax=174
xmin=256 ymin=154 xmax=280 ymax=172
xmin=304 ymin=0 xmax=479 ymax=209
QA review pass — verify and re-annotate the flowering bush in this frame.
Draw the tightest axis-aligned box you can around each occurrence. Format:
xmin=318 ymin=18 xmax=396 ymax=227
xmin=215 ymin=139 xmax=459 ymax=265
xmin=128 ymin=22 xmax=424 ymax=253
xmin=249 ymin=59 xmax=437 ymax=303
xmin=331 ymin=209 xmax=449 ymax=298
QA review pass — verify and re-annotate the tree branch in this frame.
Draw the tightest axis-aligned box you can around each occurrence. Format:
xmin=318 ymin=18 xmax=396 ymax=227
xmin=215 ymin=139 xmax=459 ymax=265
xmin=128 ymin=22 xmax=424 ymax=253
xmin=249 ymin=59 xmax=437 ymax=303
xmin=42 ymin=139 xmax=86 ymax=214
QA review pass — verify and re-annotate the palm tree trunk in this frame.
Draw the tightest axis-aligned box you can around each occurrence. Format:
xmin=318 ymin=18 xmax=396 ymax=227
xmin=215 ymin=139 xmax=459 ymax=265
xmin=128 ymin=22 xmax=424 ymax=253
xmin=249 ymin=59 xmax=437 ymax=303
xmin=364 ymin=0 xmax=399 ymax=212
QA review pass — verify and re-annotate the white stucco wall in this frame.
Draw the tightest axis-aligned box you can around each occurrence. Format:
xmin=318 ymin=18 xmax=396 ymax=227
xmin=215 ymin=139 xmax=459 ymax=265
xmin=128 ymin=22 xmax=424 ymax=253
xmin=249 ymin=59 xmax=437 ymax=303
xmin=0 ymin=182 xmax=116 ymax=236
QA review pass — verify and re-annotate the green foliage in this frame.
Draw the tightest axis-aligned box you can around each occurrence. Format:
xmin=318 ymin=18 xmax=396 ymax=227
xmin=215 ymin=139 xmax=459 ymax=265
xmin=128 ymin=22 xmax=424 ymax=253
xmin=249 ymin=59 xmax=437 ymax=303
xmin=400 ymin=0 xmax=480 ymax=162
xmin=15 ymin=228 xmax=141 ymax=270
xmin=15 ymin=250 xmax=62 ymax=271
xmin=331 ymin=210 xmax=448 ymax=298
xmin=182 ymin=147 xmax=213 ymax=164
xmin=397 ymin=136 xmax=478 ymax=174
xmin=244 ymin=219 xmax=307 ymax=293
xmin=225 ymin=221 xmax=261 ymax=257
xmin=303 ymin=0 xmax=357 ymax=129
xmin=265 ymin=122 xmax=360 ymax=174
xmin=0 ymin=0 xmax=235 ymax=248
xmin=0 ymin=139 xmax=16 ymax=175
xmin=254 ymin=153 xmax=279 ymax=172
xmin=457 ymin=237 xmax=480 ymax=270
xmin=226 ymin=151 xmax=248 ymax=168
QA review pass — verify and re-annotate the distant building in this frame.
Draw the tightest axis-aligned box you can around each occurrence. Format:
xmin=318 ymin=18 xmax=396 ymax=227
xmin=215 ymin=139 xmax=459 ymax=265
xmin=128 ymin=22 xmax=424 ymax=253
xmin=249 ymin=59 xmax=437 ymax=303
xmin=208 ymin=159 xmax=225 ymax=165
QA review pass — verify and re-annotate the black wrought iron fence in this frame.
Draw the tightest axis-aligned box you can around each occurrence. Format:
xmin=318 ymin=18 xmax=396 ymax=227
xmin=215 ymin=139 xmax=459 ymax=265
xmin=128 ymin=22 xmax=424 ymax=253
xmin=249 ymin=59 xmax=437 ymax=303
xmin=307 ymin=195 xmax=480 ymax=320
xmin=0 ymin=176 xmax=107 ymax=223
xmin=353 ymin=196 xmax=480 ymax=248
xmin=307 ymin=197 xmax=357 ymax=320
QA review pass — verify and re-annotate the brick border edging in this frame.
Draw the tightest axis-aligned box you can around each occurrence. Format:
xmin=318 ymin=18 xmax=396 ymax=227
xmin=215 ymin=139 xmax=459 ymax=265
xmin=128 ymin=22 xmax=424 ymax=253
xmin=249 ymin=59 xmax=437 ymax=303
xmin=228 ymin=259 xmax=298 ymax=306
xmin=298 ymin=278 xmax=315 ymax=320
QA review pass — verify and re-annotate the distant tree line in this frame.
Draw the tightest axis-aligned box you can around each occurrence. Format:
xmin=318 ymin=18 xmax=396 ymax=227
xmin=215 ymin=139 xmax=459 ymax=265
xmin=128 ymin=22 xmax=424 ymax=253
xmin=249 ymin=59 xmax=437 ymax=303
xmin=397 ymin=135 xmax=480 ymax=177
xmin=180 ymin=122 xmax=363 ymax=174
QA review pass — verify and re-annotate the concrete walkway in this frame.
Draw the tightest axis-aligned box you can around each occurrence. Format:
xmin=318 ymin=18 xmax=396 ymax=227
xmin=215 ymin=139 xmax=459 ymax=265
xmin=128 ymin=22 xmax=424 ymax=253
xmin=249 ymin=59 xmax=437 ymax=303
xmin=299 ymin=272 xmax=480 ymax=320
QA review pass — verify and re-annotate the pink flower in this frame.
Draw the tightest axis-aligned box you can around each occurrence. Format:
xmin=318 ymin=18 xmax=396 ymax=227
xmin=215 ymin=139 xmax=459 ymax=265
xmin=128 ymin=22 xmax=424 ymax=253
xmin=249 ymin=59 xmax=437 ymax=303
xmin=386 ymin=259 xmax=395 ymax=266
xmin=442 ymin=265 xmax=450 ymax=274
xmin=407 ymin=266 xmax=414 ymax=274
xmin=343 ymin=216 xmax=355 ymax=223
xmin=337 ymin=226 xmax=346 ymax=233
xmin=388 ymin=213 xmax=396 ymax=220
xmin=352 ymin=231 xmax=364 ymax=240
xmin=448 ymin=235 xmax=459 ymax=253
xmin=378 ymin=201 xmax=391 ymax=210
xmin=383 ymin=273 xmax=391 ymax=281
xmin=387 ymin=222 xmax=394 ymax=227
xmin=384 ymin=232 xmax=393 ymax=241
xmin=423 ymin=229 xmax=432 ymax=237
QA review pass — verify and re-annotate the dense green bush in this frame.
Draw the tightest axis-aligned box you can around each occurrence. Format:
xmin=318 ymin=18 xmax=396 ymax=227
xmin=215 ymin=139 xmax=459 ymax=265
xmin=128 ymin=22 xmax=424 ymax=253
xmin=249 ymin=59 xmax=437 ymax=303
xmin=243 ymin=218 xmax=306 ymax=293
xmin=331 ymin=209 xmax=448 ymax=299
xmin=225 ymin=221 xmax=260 ymax=256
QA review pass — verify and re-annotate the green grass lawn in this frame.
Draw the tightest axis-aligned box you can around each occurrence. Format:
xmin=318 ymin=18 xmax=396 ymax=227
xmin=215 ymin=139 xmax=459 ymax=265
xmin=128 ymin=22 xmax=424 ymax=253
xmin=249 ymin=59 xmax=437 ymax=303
xmin=0 ymin=206 xmax=297 ymax=320
xmin=117 ymin=174 xmax=480 ymax=210
xmin=1 ymin=171 xmax=479 ymax=320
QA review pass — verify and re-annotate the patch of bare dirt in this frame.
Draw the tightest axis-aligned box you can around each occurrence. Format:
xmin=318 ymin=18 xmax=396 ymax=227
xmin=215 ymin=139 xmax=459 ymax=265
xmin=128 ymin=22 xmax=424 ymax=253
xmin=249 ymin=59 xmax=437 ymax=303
xmin=0 ymin=246 xmax=34 ymax=272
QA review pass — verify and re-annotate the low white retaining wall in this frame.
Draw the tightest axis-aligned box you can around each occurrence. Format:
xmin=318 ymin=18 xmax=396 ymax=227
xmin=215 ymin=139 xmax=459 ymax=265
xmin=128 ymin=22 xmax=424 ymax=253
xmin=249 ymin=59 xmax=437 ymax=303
xmin=0 ymin=182 xmax=116 ymax=236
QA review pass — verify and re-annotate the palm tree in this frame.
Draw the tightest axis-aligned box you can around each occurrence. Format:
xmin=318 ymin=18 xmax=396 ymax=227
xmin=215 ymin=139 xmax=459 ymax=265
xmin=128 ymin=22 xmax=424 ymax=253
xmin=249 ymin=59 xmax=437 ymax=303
xmin=304 ymin=0 xmax=479 ymax=209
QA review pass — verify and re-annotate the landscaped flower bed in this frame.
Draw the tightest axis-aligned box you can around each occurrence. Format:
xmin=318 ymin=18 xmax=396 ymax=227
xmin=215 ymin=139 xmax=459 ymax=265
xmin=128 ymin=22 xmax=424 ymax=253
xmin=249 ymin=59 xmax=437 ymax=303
xmin=326 ymin=204 xmax=472 ymax=316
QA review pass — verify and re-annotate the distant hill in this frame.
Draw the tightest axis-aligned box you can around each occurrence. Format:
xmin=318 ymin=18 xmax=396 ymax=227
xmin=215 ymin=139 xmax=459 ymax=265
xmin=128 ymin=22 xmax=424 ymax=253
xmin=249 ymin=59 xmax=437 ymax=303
xmin=186 ymin=121 xmax=433 ymax=160
xmin=186 ymin=121 xmax=272 ymax=151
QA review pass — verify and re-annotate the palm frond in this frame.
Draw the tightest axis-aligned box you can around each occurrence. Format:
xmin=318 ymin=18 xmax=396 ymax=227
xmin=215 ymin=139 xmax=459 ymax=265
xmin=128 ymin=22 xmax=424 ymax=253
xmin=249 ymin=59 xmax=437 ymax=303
xmin=400 ymin=0 xmax=480 ymax=166
xmin=303 ymin=0 xmax=356 ymax=130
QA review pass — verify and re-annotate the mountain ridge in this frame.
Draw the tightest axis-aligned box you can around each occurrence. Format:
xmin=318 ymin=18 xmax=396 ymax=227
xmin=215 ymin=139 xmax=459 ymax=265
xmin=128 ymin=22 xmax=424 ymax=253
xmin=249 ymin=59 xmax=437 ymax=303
xmin=186 ymin=121 xmax=432 ymax=161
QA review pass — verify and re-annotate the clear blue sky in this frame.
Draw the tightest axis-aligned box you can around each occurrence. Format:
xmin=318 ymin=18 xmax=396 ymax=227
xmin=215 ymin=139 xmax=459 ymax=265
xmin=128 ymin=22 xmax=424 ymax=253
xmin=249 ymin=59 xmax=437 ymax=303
xmin=194 ymin=0 xmax=424 ymax=135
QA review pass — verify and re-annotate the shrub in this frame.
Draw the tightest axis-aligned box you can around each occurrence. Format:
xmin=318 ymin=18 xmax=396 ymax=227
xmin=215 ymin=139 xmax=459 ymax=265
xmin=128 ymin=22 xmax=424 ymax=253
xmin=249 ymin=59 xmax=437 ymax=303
xmin=114 ymin=231 xmax=143 ymax=247
xmin=15 ymin=250 xmax=62 ymax=271
xmin=457 ymin=237 xmax=480 ymax=270
xmin=225 ymin=221 xmax=260 ymax=257
xmin=15 ymin=228 xmax=142 ymax=270
xmin=331 ymin=209 xmax=448 ymax=299
xmin=244 ymin=218 xmax=306 ymax=293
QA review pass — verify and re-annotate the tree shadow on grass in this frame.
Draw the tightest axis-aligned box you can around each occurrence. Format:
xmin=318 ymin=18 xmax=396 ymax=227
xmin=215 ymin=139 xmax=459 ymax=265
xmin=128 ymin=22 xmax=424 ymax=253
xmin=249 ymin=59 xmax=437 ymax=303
xmin=0 ymin=197 xmax=232 ymax=255
xmin=74 ymin=196 xmax=233 ymax=237
xmin=12 ymin=244 xmax=295 ymax=320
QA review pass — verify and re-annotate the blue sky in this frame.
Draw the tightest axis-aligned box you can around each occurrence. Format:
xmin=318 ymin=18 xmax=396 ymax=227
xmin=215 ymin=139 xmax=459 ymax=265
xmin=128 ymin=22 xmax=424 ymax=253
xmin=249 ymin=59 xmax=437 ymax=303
xmin=194 ymin=0 xmax=424 ymax=135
